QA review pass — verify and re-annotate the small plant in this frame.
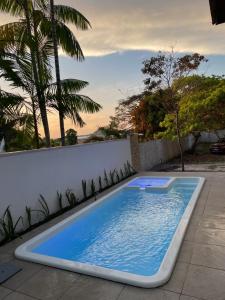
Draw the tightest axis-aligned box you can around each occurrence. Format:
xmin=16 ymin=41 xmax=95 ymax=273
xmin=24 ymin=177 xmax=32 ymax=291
xmin=126 ymin=160 xmax=136 ymax=175
xmin=57 ymin=192 xmax=63 ymax=210
xmin=38 ymin=195 xmax=50 ymax=219
xmin=0 ymin=206 xmax=23 ymax=241
xmin=115 ymin=169 xmax=120 ymax=183
xmin=90 ymin=179 xmax=96 ymax=197
xmin=124 ymin=163 xmax=129 ymax=177
xmin=120 ymin=168 xmax=124 ymax=179
xmin=65 ymin=189 xmax=78 ymax=208
xmin=104 ymin=170 xmax=109 ymax=187
xmin=109 ymin=170 xmax=115 ymax=186
xmin=98 ymin=176 xmax=103 ymax=192
xmin=25 ymin=206 xmax=32 ymax=228
xmin=82 ymin=180 xmax=87 ymax=200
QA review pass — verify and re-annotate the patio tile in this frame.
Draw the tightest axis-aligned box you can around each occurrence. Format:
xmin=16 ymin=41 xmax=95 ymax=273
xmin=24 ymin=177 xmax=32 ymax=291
xmin=0 ymin=286 xmax=12 ymax=299
xmin=183 ymin=265 xmax=225 ymax=300
xmin=191 ymin=244 xmax=225 ymax=270
xmin=2 ymin=260 xmax=43 ymax=290
xmin=200 ymin=216 xmax=225 ymax=230
xmin=195 ymin=228 xmax=225 ymax=246
xmin=179 ymin=296 xmax=201 ymax=300
xmin=162 ymin=262 xmax=189 ymax=293
xmin=178 ymin=242 xmax=194 ymax=263
xmin=17 ymin=267 xmax=80 ymax=300
xmin=204 ymin=204 xmax=225 ymax=218
xmin=184 ymin=224 xmax=198 ymax=242
xmin=0 ymin=251 xmax=14 ymax=264
xmin=61 ymin=276 xmax=124 ymax=300
xmin=118 ymin=286 xmax=179 ymax=300
xmin=4 ymin=291 xmax=36 ymax=300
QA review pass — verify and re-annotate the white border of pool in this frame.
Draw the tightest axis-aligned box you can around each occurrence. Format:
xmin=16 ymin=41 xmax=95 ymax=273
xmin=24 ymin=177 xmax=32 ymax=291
xmin=15 ymin=176 xmax=205 ymax=288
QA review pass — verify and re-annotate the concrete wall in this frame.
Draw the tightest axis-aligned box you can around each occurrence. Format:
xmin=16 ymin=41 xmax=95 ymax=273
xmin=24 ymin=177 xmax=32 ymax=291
xmin=138 ymin=136 xmax=193 ymax=171
xmin=199 ymin=130 xmax=225 ymax=143
xmin=0 ymin=139 xmax=131 ymax=234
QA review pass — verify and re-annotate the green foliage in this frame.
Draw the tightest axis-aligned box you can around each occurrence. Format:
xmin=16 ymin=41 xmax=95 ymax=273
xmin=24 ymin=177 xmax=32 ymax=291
xmin=38 ymin=195 xmax=50 ymax=219
xmin=109 ymin=170 xmax=115 ymax=186
xmin=66 ymin=128 xmax=77 ymax=145
xmin=0 ymin=206 xmax=23 ymax=241
xmin=25 ymin=206 xmax=32 ymax=228
xmin=82 ymin=180 xmax=87 ymax=200
xmin=115 ymin=170 xmax=120 ymax=183
xmin=57 ymin=192 xmax=63 ymax=210
xmin=157 ymin=75 xmax=225 ymax=141
xmin=65 ymin=189 xmax=78 ymax=208
xmin=104 ymin=170 xmax=109 ymax=187
xmin=120 ymin=168 xmax=124 ymax=179
xmin=98 ymin=176 xmax=103 ymax=192
xmin=90 ymin=179 xmax=96 ymax=197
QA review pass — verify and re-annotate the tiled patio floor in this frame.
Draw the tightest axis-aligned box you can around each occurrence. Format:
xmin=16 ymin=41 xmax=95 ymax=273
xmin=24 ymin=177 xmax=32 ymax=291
xmin=1 ymin=172 xmax=225 ymax=300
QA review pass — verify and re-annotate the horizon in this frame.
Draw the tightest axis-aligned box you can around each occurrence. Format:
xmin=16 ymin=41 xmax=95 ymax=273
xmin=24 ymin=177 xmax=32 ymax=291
xmin=1 ymin=0 xmax=225 ymax=138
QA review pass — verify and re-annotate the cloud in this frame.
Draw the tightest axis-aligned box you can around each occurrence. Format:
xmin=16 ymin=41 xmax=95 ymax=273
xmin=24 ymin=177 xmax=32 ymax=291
xmin=56 ymin=0 xmax=225 ymax=57
xmin=1 ymin=1 xmax=224 ymax=57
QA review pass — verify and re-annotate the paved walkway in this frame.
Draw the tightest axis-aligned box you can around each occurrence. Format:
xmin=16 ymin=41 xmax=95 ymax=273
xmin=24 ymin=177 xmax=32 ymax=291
xmin=1 ymin=172 xmax=225 ymax=300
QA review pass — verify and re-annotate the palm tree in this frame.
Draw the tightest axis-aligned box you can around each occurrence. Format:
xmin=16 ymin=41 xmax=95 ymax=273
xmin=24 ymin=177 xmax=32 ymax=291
xmin=47 ymin=0 xmax=91 ymax=145
xmin=0 ymin=49 xmax=102 ymax=143
xmin=49 ymin=0 xmax=64 ymax=145
xmin=0 ymin=0 xmax=51 ymax=146
xmin=0 ymin=0 xmax=91 ymax=146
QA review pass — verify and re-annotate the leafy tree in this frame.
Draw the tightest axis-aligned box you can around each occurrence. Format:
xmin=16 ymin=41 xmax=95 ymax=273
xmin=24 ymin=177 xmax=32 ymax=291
xmin=98 ymin=116 xmax=127 ymax=139
xmin=129 ymin=92 xmax=166 ymax=139
xmin=66 ymin=128 xmax=77 ymax=145
xmin=157 ymin=75 xmax=225 ymax=154
xmin=142 ymin=50 xmax=207 ymax=171
xmin=0 ymin=89 xmax=37 ymax=151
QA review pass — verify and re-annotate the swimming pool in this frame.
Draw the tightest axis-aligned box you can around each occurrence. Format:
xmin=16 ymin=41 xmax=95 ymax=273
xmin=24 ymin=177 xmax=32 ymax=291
xmin=15 ymin=176 xmax=205 ymax=288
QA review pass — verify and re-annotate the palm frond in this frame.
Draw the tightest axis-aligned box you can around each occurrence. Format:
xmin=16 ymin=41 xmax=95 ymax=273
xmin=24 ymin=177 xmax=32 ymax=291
xmin=40 ymin=18 xmax=84 ymax=60
xmin=0 ymin=0 xmax=24 ymax=16
xmin=54 ymin=5 xmax=91 ymax=30
xmin=46 ymin=78 xmax=89 ymax=95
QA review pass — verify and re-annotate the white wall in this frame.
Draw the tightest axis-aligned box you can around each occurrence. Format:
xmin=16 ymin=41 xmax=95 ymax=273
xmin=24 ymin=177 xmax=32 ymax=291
xmin=199 ymin=130 xmax=225 ymax=143
xmin=0 ymin=139 xmax=131 ymax=235
xmin=139 ymin=136 xmax=193 ymax=171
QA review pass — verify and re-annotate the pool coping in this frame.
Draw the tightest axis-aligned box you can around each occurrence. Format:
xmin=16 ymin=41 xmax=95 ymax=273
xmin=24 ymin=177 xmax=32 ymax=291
xmin=15 ymin=176 xmax=205 ymax=288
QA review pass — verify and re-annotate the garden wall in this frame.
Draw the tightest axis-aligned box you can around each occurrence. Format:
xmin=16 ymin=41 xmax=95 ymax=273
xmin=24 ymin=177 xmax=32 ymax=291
xmin=199 ymin=130 xmax=225 ymax=143
xmin=0 ymin=139 xmax=131 ymax=237
xmin=139 ymin=136 xmax=193 ymax=171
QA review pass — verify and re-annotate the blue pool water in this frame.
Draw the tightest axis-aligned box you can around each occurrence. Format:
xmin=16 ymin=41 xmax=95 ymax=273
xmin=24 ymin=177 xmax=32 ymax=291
xmin=32 ymin=178 xmax=199 ymax=276
xmin=127 ymin=177 xmax=171 ymax=188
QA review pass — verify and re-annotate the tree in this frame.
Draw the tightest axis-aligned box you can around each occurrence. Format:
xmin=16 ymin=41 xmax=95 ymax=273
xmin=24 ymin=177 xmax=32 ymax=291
xmin=142 ymin=50 xmax=207 ymax=171
xmin=157 ymin=75 xmax=225 ymax=154
xmin=47 ymin=0 xmax=91 ymax=145
xmin=0 ymin=0 xmax=91 ymax=147
xmin=66 ymin=129 xmax=77 ymax=145
xmin=0 ymin=0 xmax=51 ymax=146
xmin=0 ymin=89 xmax=37 ymax=151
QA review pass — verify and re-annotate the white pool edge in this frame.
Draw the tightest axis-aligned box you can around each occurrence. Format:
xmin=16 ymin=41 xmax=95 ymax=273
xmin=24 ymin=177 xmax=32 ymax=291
xmin=15 ymin=176 xmax=205 ymax=288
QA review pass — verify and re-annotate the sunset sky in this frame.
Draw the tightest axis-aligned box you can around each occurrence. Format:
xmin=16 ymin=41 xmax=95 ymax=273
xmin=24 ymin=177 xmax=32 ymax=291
xmin=1 ymin=0 xmax=225 ymax=137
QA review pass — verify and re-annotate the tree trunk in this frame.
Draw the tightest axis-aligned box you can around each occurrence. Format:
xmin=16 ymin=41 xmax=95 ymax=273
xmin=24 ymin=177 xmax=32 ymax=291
xmin=188 ymin=132 xmax=201 ymax=154
xmin=175 ymin=111 xmax=185 ymax=172
xmin=49 ymin=0 xmax=65 ymax=146
xmin=23 ymin=0 xmax=51 ymax=147
xmin=31 ymin=96 xmax=40 ymax=148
